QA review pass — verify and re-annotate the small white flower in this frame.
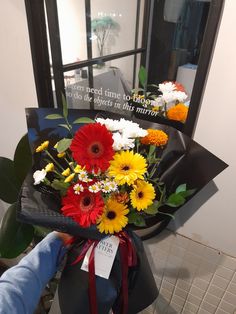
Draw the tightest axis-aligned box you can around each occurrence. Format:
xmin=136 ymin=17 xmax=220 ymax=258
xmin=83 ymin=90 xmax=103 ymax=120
xmin=88 ymin=184 xmax=100 ymax=193
xmin=33 ymin=169 xmax=47 ymax=185
xmin=78 ymin=170 xmax=92 ymax=182
xmin=112 ymin=132 xmax=135 ymax=151
xmin=73 ymin=183 xmax=84 ymax=195
xmin=150 ymin=98 xmax=164 ymax=108
xmin=158 ymin=82 xmax=176 ymax=93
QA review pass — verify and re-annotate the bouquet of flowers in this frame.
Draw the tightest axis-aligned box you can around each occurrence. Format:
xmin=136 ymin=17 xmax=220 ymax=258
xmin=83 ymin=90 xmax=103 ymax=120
xmin=18 ymin=107 xmax=227 ymax=314
xmin=131 ymin=66 xmax=189 ymax=125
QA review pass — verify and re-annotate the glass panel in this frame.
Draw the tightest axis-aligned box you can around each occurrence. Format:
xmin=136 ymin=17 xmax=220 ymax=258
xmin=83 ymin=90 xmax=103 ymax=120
xmin=64 ymin=55 xmax=137 ymax=117
xmin=90 ymin=0 xmax=139 ymax=58
xmin=149 ymin=0 xmax=210 ymax=101
xmin=57 ymin=0 xmax=88 ymax=64
xmin=65 ymin=68 xmax=90 ymax=109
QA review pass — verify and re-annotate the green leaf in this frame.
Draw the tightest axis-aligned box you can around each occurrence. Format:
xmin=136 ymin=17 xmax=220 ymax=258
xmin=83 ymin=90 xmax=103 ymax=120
xmin=0 ymin=157 xmax=21 ymax=203
xmin=148 ymin=145 xmax=156 ymax=156
xmin=58 ymin=124 xmax=71 ymax=131
xmin=73 ymin=117 xmax=95 ymax=124
xmin=175 ymin=184 xmax=187 ymax=194
xmin=128 ymin=211 xmax=146 ymax=227
xmin=166 ymin=193 xmax=186 ymax=208
xmin=45 ymin=114 xmax=64 ymax=120
xmin=138 ymin=66 xmax=147 ymax=89
xmin=51 ymin=179 xmax=70 ymax=196
xmin=62 ymin=93 xmax=68 ymax=119
xmin=56 ymin=138 xmax=72 ymax=153
xmin=0 ymin=203 xmax=34 ymax=258
xmin=14 ymin=134 xmax=32 ymax=184
xmin=178 ymin=189 xmax=196 ymax=198
xmin=144 ymin=201 xmax=159 ymax=215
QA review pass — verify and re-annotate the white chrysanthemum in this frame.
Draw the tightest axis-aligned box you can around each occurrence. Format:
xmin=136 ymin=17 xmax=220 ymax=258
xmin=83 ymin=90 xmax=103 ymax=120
xmin=118 ymin=119 xmax=147 ymax=138
xmin=78 ymin=170 xmax=92 ymax=182
xmin=88 ymin=184 xmax=100 ymax=193
xmin=112 ymin=132 xmax=135 ymax=151
xmin=158 ymin=82 xmax=176 ymax=93
xmin=172 ymin=91 xmax=188 ymax=102
xmin=161 ymin=91 xmax=188 ymax=103
xmin=33 ymin=169 xmax=47 ymax=185
xmin=73 ymin=183 xmax=84 ymax=195
xmin=95 ymin=118 xmax=120 ymax=131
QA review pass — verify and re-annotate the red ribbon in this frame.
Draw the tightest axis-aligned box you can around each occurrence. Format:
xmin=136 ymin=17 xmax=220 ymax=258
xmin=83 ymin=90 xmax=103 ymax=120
xmin=71 ymin=232 xmax=137 ymax=314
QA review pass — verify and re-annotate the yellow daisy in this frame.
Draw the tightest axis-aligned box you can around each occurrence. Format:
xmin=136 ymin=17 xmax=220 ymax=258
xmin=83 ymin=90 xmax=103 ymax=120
xmin=57 ymin=152 xmax=66 ymax=158
xmin=64 ymin=173 xmax=75 ymax=183
xmin=62 ymin=168 xmax=71 ymax=176
xmin=108 ymin=151 xmax=147 ymax=185
xmin=35 ymin=140 xmax=49 ymax=153
xmin=130 ymin=180 xmax=156 ymax=211
xmin=97 ymin=198 xmax=129 ymax=234
xmin=45 ymin=163 xmax=54 ymax=172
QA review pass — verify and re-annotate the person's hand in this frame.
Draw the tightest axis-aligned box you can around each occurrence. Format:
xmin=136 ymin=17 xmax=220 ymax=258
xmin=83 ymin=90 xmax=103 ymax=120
xmin=54 ymin=231 xmax=73 ymax=245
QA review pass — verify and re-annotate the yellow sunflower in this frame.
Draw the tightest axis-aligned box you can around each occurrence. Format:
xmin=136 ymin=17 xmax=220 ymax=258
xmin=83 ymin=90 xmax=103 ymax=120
xmin=97 ymin=198 xmax=129 ymax=234
xmin=108 ymin=151 xmax=147 ymax=185
xmin=130 ymin=180 xmax=156 ymax=211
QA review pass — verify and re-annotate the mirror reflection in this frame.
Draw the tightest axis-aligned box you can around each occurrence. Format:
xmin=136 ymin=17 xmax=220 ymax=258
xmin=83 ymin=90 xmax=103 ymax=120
xmin=53 ymin=0 xmax=212 ymax=129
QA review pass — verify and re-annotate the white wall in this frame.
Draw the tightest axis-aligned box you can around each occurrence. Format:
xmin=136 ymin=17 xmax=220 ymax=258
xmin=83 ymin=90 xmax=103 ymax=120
xmin=169 ymin=0 xmax=236 ymax=257
xmin=0 ymin=0 xmax=38 ymax=213
xmin=1 ymin=0 xmax=236 ymax=257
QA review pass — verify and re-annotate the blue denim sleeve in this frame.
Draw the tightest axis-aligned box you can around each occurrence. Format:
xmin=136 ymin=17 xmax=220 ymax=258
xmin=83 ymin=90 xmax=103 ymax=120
xmin=0 ymin=232 xmax=67 ymax=314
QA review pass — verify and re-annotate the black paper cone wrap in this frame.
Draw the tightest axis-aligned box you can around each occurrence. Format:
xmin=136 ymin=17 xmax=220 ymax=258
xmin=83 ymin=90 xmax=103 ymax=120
xmin=17 ymin=108 xmax=228 ymax=313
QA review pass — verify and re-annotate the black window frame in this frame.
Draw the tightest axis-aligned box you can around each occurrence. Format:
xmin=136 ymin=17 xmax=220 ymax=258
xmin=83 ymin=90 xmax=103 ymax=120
xmin=25 ymin=0 xmax=224 ymax=137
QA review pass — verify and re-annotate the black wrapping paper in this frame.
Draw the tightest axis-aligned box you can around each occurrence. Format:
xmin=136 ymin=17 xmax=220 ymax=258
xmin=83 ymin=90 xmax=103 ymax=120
xmin=17 ymin=108 xmax=228 ymax=314
xmin=58 ymin=232 xmax=158 ymax=314
xmin=18 ymin=108 xmax=228 ymax=235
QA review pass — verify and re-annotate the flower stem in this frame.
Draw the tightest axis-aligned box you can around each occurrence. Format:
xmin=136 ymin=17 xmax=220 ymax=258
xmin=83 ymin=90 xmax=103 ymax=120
xmin=45 ymin=150 xmax=64 ymax=172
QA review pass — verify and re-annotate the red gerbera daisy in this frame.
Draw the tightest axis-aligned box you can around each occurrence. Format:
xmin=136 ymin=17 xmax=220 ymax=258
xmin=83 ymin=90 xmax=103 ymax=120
xmin=61 ymin=184 xmax=104 ymax=227
xmin=70 ymin=123 xmax=114 ymax=173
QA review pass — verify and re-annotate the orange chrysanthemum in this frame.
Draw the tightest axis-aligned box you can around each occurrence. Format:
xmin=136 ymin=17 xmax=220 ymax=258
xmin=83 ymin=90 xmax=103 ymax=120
xmin=167 ymin=103 xmax=188 ymax=122
xmin=140 ymin=129 xmax=168 ymax=147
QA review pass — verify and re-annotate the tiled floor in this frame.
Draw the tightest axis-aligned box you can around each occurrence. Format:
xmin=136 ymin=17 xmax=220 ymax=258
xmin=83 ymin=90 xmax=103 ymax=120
xmin=140 ymin=229 xmax=236 ymax=314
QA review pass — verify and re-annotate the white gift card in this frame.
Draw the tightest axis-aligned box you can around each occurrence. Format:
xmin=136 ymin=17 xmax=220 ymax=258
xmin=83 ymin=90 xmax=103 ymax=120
xmin=81 ymin=236 xmax=120 ymax=279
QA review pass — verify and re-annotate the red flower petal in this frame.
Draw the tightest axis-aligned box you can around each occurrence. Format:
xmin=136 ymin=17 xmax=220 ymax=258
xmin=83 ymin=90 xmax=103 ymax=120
xmin=70 ymin=123 xmax=114 ymax=173
xmin=61 ymin=184 xmax=104 ymax=227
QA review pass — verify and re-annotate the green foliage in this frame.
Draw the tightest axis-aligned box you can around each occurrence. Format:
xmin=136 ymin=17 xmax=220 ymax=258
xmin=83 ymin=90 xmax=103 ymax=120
xmin=62 ymin=93 xmax=68 ymax=120
xmin=51 ymin=179 xmax=70 ymax=196
xmin=45 ymin=114 xmax=64 ymax=120
xmin=143 ymin=201 xmax=159 ymax=215
xmin=0 ymin=135 xmax=34 ymax=258
xmin=128 ymin=211 xmax=146 ymax=227
xmin=166 ymin=184 xmax=195 ymax=208
xmin=0 ymin=203 xmax=34 ymax=258
xmin=138 ymin=66 xmax=148 ymax=89
xmin=73 ymin=117 xmax=95 ymax=124
xmin=56 ymin=138 xmax=72 ymax=153
xmin=0 ymin=157 xmax=21 ymax=203
xmin=14 ymin=134 xmax=32 ymax=184
xmin=91 ymin=16 xmax=118 ymax=31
